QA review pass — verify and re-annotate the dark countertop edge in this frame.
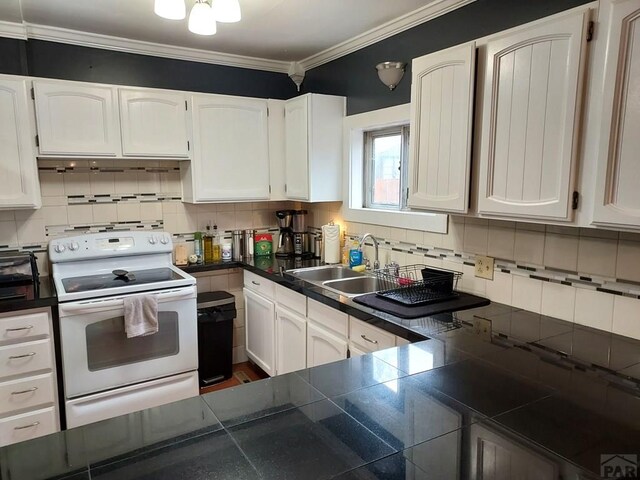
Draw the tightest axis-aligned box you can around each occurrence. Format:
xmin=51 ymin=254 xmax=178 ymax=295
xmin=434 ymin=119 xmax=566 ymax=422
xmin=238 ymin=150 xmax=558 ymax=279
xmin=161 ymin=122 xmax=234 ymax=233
xmin=0 ymin=296 xmax=58 ymax=314
xmin=185 ymin=260 xmax=459 ymax=342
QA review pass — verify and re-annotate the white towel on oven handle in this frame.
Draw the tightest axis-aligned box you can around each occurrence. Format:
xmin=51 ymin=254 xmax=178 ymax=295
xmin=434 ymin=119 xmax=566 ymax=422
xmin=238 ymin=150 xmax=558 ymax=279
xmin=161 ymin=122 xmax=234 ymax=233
xmin=124 ymin=294 xmax=159 ymax=338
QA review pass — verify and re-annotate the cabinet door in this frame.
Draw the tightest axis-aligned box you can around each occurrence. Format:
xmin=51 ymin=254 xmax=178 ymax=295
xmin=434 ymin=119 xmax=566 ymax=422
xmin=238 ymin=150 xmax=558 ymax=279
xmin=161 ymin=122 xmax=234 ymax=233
xmin=0 ymin=77 xmax=40 ymax=209
xmin=33 ymin=80 xmax=119 ymax=156
xmin=244 ymin=288 xmax=276 ymax=376
xmin=284 ymin=95 xmax=309 ymax=200
xmin=306 ymin=322 xmax=347 ymax=368
xmin=191 ymin=94 xmax=269 ymax=201
xmin=119 ymin=89 xmax=189 ymax=158
xmin=477 ymin=12 xmax=589 ymax=221
xmin=593 ymin=0 xmax=640 ymax=228
xmin=275 ymin=306 xmax=306 ymax=375
xmin=469 ymin=424 xmax=559 ymax=479
xmin=408 ymin=42 xmax=476 ymax=213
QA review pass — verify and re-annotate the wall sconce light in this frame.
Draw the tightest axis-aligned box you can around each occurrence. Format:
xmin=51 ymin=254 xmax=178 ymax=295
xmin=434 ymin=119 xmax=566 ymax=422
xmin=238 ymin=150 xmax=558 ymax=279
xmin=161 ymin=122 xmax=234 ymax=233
xmin=376 ymin=62 xmax=406 ymax=91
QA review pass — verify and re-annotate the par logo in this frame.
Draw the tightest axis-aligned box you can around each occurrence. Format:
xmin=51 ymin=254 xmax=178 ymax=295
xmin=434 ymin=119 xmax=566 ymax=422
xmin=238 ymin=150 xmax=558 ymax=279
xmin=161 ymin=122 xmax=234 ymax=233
xmin=600 ymin=454 xmax=638 ymax=478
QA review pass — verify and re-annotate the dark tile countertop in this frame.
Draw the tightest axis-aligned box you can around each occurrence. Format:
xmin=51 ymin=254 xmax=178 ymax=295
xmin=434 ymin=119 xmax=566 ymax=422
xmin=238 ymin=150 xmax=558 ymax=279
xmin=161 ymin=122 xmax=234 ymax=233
xmin=3 ymin=257 xmax=638 ymax=479
xmin=4 ymin=321 xmax=638 ymax=480
xmin=0 ymin=277 xmax=57 ymax=314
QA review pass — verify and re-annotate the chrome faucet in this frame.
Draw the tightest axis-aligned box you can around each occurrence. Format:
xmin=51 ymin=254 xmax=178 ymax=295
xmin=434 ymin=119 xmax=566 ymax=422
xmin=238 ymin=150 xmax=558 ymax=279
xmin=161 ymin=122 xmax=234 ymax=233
xmin=358 ymin=233 xmax=380 ymax=270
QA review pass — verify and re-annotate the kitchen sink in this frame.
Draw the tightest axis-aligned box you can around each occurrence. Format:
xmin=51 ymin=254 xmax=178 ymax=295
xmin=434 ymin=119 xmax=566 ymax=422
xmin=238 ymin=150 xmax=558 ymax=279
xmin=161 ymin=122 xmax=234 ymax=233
xmin=285 ymin=265 xmax=383 ymax=297
xmin=322 ymin=277 xmax=384 ymax=296
xmin=285 ymin=265 xmax=363 ymax=282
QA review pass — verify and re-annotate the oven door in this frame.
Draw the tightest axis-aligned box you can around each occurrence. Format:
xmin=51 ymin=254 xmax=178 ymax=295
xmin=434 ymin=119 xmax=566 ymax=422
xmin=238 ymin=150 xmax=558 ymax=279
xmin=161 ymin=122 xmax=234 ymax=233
xmin=58 ymin=285 xmax=197 ymax=399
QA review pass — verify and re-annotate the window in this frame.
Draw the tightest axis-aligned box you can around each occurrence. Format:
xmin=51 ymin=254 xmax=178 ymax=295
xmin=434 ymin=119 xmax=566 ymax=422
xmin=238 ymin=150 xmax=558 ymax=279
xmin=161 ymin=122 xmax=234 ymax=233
xmin=343 ymin=103 xmax=447 ymax=234
xmin=363 ymin=125 xmax=409 ymax=210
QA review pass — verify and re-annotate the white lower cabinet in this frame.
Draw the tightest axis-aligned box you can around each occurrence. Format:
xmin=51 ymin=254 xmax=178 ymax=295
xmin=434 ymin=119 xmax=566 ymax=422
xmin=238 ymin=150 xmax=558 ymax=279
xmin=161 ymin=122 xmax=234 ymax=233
xmin=0 ymin=308 xmax=59 ymax=446
xmin=348 ymin=343 xmax=368 ymax=358
xmin=349 ymin=317 xmax=396 ymax=353
xmin=244 ymin=287 xmax=276 ymax=377
xmin=306 ymin=322 xmax=348 ymax=368
xmin=275 ymin=306 xmax=307 ymax=375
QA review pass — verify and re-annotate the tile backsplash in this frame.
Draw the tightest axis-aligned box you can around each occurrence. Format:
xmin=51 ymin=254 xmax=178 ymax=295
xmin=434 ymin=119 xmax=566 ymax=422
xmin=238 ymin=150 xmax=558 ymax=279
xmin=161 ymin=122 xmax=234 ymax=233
xmin=309 ymin=203 xmax=640 ymax=341
xmin=0 ymin=159 xmax=297 ymax=275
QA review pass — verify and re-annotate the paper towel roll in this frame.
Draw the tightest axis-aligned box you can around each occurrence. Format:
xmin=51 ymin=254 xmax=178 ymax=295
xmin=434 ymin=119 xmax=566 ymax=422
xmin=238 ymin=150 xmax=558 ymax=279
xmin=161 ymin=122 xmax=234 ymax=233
xmin=322 ymin=224 xmax=341 ymax=264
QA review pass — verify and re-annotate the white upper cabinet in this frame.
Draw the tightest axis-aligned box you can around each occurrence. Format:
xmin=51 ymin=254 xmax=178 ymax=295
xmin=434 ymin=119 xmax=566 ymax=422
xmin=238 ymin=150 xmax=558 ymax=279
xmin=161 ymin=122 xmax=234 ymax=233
xmin=408 ymin=42 xmax=476 ymax=214
xmin=284 ymin=93 xmax=345 ymax=202
xmin=184 ymin=93 xmax=270 ymax=202
xmin=0 ymin=76 xmax=41 ymax=209
xmin=119 ymin=89 xmax=190 ymax=158
xmin=476 ymin=11 xmax=589 ymax=222
xmin=593 ymin=0 xmax=640 ymax=229
xmin=33 ymin=80 xmax=120 ymax=157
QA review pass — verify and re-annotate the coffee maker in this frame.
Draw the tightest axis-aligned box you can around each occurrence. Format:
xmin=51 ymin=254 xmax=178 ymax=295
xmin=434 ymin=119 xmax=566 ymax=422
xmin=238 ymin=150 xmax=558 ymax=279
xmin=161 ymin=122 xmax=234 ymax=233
xmin=292 ymin=210 xmax=308 ymax=257
xmin=275 ymin=210 xmax=295 ymax=257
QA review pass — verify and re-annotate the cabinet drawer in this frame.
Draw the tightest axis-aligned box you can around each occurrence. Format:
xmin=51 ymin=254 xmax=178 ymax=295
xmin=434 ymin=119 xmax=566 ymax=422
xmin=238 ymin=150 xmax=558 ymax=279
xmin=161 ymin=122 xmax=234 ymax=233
xmin=0 ymin=340 xmax=53 ymax=379
xmin=307 ymin=299 xmax=348 ymax=338
xmin=349 ymin=318 xmax=395 ymax=352
xmin=0 ymin=373 xmax=55 ymax=416
xmin=0 ymin=311 xmax=50 ymax=343
xmin=243 ymin=271 xmax=275 ymax=299
xmin=275 ymin=285 xmax=306 ymax=316
xmin=0 ymin=406 xmax=58 ymax=447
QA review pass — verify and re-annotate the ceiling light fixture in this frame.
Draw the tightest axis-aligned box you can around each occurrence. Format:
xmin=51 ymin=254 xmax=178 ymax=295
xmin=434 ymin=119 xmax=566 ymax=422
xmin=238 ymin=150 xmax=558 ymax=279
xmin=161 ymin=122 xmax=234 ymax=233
xmin=376 ymin=62 xmax=406 ymax=91
xmin=212 ymin=0 xmax=242 ymax=23
xmin=154 ymin=0 xmax=186 ymax=20
xmin=188 ymin=0 xmax=217 ymax=36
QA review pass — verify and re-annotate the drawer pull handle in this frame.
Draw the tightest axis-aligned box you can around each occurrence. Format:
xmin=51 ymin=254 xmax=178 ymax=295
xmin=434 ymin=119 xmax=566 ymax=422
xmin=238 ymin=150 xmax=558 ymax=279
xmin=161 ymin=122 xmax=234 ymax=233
xmin=6 ymin=326 xmax=34 ymax=332
xmin=252 ymin=281 xmax=260 ymax=286
xmin=14 ymin=421 xmax=40 ymax=430
xmin=11 ymin=387 xmax=38 ymax=395
xmin=8 ymin=352 xmax=36 ymax=359
xmin=361 ymin=334 xmax=378 ymax=345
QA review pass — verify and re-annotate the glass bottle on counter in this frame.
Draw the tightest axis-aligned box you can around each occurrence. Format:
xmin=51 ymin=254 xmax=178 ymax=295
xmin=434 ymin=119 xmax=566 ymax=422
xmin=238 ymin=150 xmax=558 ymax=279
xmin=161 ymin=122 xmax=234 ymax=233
xmin=193 ymin=231 xmax=204 ymax=264
xmin=211 ymin=224 xmax=222 ymax=261
xmin=203 ymin=224 xmax=214 ymax=263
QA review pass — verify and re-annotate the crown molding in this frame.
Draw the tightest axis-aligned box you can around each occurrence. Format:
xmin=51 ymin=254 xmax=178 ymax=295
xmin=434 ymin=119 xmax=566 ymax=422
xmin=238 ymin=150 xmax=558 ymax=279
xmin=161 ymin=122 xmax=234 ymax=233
xmin=0 ymin=0 xmax=476 ymax=73
xmin=0 ymin=22 xmax=291 ymax=73
xmin=0 ymin=20 xmax=27 ymax=40
xmin=299 ymin=0 xmax=477 ymax=70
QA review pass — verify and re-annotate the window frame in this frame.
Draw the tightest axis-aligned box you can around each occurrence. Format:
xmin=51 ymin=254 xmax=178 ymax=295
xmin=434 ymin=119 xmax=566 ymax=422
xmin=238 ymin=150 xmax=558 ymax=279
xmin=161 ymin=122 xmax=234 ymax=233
xmin=363 ymin=125 xmax=410 ymax=211
xmin=342 ymin=103 xmax=448 ymax=234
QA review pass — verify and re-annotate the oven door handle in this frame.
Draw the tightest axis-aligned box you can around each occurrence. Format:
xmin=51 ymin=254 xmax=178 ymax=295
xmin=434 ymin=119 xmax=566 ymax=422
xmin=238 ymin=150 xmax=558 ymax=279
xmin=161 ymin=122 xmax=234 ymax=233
xmin=59 ymin=288 xmax=195 ymax=314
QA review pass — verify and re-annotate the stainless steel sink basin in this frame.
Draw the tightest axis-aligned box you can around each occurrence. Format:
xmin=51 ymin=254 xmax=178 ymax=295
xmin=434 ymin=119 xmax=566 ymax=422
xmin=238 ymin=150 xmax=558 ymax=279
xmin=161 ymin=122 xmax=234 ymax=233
xmin=286 ymin=265 xmax=363 ymax=282
xmin=322 ymin=277 xmax=385 ymax=296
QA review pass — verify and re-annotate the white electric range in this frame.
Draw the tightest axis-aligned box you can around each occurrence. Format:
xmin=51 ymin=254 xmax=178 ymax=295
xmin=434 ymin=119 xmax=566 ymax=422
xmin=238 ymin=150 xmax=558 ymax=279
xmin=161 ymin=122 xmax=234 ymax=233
xmin=50 ymin=231 xmax=199 ymax=428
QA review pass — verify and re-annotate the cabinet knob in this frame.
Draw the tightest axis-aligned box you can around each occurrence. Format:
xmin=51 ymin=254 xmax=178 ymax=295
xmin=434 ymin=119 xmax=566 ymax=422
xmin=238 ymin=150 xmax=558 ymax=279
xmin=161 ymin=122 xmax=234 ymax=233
xmin=14 ymin=421 xmax=40 ymax=430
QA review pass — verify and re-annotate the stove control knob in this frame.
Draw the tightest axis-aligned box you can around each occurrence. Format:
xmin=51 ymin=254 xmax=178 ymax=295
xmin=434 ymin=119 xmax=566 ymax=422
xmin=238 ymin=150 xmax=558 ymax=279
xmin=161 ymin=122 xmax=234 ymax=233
xmin=69 ymin=242 xmax=80 ymax=251
xmin=148 ymin=236 xmax=157 ymax=245
xmin=54 ymin=244 xmax=66 ymax=253
xmin=160 ymin=236 xmax=169 ymax=245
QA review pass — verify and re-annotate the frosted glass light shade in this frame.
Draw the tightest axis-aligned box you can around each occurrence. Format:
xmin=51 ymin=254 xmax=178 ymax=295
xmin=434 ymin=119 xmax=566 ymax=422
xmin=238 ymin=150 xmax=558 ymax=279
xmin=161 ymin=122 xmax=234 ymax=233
xmin=154 ymin=0 xmax=186 ymax=20
xmin=189 ymin=1 xmax=217 ymax=35
xmin=376 ymin=62 xmax=406 ymax=91
xmin=212 ymin=0 xmax=241 ymax=23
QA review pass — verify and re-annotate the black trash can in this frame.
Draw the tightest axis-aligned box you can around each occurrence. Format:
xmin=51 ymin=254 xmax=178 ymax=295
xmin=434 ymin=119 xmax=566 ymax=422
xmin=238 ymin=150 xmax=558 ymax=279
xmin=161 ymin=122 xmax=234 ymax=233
xmin=197 ymin=291 xmax=236 ymax=387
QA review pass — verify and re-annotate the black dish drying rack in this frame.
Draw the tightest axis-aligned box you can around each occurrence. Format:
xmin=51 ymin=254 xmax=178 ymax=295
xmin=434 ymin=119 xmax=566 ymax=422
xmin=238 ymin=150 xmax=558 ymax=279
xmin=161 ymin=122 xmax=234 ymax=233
xmin=373 ymin=264 xmax=462 ymax=306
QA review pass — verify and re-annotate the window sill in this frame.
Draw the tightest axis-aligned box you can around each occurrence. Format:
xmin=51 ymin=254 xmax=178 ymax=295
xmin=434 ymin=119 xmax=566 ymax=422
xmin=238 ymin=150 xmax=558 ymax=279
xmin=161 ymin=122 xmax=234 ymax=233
xmin=343 ymin=206 xmax=448 ymax=233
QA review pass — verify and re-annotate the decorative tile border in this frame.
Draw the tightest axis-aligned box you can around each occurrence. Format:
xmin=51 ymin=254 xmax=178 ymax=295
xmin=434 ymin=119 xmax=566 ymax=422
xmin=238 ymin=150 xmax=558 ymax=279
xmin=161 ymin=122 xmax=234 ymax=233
xmin=38 ymin=166 xmax=181 ymax=174
xmin=46 ymin=220 xmax=165 ymax=239
xmin=67 ymin=193 xmax=182 ymax=205
xmin=345 ymin=231 xmax=640 ymax=300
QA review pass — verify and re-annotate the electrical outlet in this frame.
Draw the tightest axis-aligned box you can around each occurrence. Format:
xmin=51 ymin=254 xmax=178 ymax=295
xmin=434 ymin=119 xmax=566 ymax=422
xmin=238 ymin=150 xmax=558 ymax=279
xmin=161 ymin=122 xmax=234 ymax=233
xmin=475 ymin=255 xmax=495 ymax=280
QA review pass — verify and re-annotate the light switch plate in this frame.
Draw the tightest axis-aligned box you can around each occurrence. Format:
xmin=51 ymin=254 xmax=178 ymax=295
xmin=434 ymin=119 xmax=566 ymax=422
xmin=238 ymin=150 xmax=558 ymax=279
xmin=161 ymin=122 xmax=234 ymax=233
xmin=475 ymin=255 xmax=494 ymax=280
